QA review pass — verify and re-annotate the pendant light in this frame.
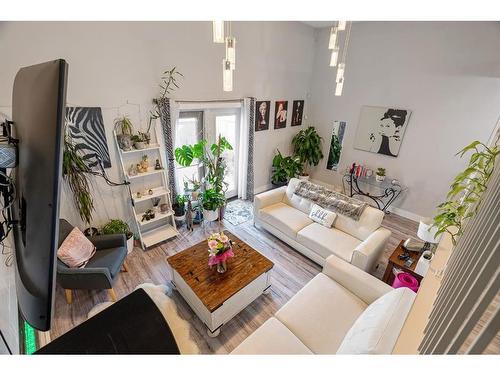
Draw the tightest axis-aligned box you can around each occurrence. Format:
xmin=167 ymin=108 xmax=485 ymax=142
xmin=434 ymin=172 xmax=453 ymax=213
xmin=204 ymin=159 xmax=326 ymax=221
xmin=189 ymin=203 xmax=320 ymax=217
xmin=223 ymin=59 xmax=233 ymax=92
xmin=225 ymin=36 xmax=236 ymax=70
xmin=213 ymin=21 xmax=225 ymax=43
xmin=335 ymin=63 xmax=345 ymax=96
xmin=334 ymin=21 xmax=352 ymax=96
xmin=328 ymin=26 xmax=338 ymax=50
xmin=329 ymin=48 xmax=339 ymax=67
xmin=337 ymin=21 xmax=347 ymax=31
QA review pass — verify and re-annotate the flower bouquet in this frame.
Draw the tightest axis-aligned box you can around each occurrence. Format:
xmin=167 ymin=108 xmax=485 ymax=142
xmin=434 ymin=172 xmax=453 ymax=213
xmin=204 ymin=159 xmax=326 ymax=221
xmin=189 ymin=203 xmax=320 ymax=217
xmin=207 ymin=232 xmax=234 ymax=273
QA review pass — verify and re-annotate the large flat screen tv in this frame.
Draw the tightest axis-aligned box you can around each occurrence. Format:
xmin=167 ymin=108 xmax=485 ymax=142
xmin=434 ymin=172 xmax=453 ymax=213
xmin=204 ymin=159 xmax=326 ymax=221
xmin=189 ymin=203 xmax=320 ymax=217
xmin=11 ymin=59 xmax=68 ymax=331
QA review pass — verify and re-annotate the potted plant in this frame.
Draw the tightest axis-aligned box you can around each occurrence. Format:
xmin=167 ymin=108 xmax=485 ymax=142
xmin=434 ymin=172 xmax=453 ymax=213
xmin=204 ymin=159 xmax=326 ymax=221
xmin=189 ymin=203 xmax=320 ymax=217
xmin=175 ymin=135 xmax=232 ymax=220
xmin=114 ymin=116 xmax=134 ymax=151
xmin=150 ymin=66 xmax=184 ymax=132
xmin=202 ymin=188 xmax=226 ymax=222
xmin=172 ymin=195 xmax=188 ymax=223
xmin=271 ymin=149 xmax=302 ymax=188
xmin=375 ymin=167 xmax=386 ymax=182
xmin=131 ymin=133 xmax=147 ymax=150
xmin=292 ymin=126 xmax=324 ymax=179
xmin=101 ymin=219 xmax=134 ymax=254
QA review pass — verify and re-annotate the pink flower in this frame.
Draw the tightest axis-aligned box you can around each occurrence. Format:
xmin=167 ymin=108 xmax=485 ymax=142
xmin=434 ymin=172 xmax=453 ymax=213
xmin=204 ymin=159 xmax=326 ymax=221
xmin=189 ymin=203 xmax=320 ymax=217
xmin=219 ymin=235 xmax=229 ymax=243
xmin=208 ymin=240 xmax=218 ymax=249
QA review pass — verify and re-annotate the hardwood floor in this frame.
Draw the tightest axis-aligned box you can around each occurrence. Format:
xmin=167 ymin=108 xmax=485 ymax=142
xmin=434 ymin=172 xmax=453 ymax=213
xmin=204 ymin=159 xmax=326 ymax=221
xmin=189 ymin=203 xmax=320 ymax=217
xmin=47 ymin=212 xmax=418 ymax=353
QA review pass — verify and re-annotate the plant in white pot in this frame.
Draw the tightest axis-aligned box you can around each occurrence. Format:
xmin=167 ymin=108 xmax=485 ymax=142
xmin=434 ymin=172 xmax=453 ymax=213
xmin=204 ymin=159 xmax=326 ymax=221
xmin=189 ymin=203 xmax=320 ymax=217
xmin=375 ymin=167 xmax=386 ymax=182
xmin=201 ymin=188 xmax=226 ymax=222
xmin=291 ymin=126 xmax=324 ymax=180
xmin=101 ymin=219 xmax=134 ymax=254
xmin=114 ymin=116 xmax=134 ymax=151
xmin=172 ymin=194 xmax=187 ymax=224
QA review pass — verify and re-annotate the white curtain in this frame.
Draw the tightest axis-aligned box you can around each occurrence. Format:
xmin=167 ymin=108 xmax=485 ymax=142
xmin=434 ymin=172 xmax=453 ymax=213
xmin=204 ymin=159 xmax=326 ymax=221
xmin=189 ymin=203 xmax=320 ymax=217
xmin=238 ymin=97 xmax=255 ymax=200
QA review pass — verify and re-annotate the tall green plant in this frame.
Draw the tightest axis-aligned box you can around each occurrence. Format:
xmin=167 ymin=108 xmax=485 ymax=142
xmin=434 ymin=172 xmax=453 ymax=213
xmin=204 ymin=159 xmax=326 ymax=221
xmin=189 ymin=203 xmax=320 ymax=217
xmin=175 ymin=135 xmax=232 ymax=207
xmin=63 ymin=135 xmax=95 ymax=225
xmin=292 ymin=126 xmax=324 ymax=175
xmin=150 ymin=67 xmax=184 ymax=125
xmin=271 ymin=149 xmax=302 ymax=185
xmin=433 ymin=141 xmax=499 ymax=245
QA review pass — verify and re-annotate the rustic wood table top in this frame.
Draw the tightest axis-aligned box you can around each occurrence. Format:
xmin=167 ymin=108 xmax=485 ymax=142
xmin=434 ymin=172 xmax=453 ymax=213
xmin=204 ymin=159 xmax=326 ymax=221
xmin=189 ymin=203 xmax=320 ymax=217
xmin=167 ymin=232 xmax=274 ymax=312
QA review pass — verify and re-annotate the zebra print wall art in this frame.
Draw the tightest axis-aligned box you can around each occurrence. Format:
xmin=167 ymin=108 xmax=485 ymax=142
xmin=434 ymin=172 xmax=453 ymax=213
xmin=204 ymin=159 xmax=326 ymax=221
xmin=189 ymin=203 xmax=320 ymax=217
xmin=65 ymin=107 xmax=112 ymax=169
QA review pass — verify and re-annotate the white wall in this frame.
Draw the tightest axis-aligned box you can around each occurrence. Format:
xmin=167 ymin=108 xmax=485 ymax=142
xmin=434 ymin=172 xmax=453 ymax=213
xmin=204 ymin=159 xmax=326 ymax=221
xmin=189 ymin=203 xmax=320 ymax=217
xmin=0 ymin=21 xmax=315 ymax=228
xmin=309 ymin=22 xmax=500 ymax=219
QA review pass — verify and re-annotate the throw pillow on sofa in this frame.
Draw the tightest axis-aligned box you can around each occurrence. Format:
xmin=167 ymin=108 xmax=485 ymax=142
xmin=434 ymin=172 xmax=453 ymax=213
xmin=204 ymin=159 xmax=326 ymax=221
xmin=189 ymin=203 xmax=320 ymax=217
xmin=309 ymin=204 xmax=337 ymax=228
xmin=57 ymin=227 xmax=96 ymax=268
xmin=336 ymin=287 xmax=416 ymax=354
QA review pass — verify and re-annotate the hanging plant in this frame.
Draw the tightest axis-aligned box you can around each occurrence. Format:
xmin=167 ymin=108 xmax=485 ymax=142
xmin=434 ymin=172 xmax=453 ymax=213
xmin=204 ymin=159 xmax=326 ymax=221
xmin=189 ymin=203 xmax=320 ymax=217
xmin=62 ymin=134 xmax=95 ymax=225
xmin=432 ymin=140 xmax=499 ymax=245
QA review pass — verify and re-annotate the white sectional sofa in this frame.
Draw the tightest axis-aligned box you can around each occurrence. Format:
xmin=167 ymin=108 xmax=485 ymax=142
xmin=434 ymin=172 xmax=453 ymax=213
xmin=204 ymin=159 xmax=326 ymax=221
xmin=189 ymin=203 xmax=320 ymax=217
xmin=254 ymin=178 xmax=391 ymax=271
xmin=232 ymin=256 xmax=416 ymax=354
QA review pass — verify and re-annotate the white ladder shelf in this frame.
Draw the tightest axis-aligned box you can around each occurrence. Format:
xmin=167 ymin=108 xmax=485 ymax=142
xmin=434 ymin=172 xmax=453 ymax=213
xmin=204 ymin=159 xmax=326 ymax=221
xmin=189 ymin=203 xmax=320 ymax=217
xmin=113 ymin=120 xmax=178 ymax=250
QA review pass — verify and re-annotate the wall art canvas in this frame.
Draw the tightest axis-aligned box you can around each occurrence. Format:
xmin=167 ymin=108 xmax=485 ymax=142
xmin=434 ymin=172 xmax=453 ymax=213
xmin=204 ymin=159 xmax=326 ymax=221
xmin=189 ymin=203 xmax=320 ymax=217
xmin=291 ymin=100 xmax=304 ymax=126
xmin=354 ymin=106 xmax=411 ymax=157
xmin=326 ymin=121 xmax=346 ymax=171
xmin=255 ymin=100 xmax=270 ymax=131
xmin=65 ymin=107 xmax=111 ymax=169
xmin=274 ymin=100 xmax=288 ymax=129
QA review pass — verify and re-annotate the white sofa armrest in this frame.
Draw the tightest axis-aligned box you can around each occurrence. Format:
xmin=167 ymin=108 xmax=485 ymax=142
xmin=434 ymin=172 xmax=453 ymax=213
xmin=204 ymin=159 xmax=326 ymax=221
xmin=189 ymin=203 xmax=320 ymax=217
xmin=253 ymin=186 xmax=287 ymax=218
xmin=351 ymin=227 xmax=391 ymax=272
xmin=322 ymin=255 xmax=392 ymax=305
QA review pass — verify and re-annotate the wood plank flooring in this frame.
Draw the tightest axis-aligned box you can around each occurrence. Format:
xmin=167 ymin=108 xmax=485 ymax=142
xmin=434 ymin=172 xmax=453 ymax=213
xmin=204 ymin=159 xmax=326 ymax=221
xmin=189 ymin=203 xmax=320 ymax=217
xmin=47 ymin=212 xmax=418 ymax=354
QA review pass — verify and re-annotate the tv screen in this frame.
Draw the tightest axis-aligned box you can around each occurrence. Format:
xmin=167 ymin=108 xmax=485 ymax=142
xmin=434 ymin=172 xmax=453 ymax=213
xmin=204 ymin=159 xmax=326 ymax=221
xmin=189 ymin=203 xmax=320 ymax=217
xmin=11 ymin=59 xmax=68 ymax=331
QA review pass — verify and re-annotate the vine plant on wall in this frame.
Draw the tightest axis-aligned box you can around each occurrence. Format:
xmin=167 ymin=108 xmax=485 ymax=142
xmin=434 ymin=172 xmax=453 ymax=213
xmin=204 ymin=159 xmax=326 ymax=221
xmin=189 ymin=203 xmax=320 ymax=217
xmin=432 ymin=140 xmax=499 ymax=245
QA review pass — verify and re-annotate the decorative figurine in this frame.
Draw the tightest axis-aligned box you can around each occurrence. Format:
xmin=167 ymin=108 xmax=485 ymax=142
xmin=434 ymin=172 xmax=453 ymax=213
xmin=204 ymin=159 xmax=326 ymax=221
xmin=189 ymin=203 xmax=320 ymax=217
xmin=128 ymin=164 xmax=138 ymax=176
xmin=140 ymin=155 xmax=149 ymax=172
xmin=154 ymin=159 xmax=162 ymax=170
xmin=136 ymin=191 xmax=142 ymax=199
xmin=185 ymin=200 xmax=194 ymax=232
xmin=148 ymin=189 xmax=154 ymax=195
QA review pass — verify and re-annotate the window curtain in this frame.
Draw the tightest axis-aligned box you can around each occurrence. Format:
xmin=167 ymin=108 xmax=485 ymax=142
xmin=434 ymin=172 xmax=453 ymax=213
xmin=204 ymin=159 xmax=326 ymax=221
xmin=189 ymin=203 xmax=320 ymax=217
xmin=156 ymin=97 xmax=177 ymax=196
xmin=238 ymin=97 xmax=256 ymax=201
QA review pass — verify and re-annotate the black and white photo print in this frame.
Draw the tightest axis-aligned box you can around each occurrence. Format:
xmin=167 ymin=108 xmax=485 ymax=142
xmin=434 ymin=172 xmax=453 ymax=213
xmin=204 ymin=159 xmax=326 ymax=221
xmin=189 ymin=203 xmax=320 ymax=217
xmin=354 ymin=106 xmax=411 ymax=157
xmin=291 ymin=100 xmax=304 ymax=126
xmin=65 ymin=107 xmax=112 ymax=169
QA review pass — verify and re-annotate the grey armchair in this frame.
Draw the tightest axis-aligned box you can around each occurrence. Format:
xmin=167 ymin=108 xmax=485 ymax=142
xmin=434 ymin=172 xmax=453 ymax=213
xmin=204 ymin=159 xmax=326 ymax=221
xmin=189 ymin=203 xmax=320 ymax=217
xmin=57 ymin=219 xmax=129 ymax=304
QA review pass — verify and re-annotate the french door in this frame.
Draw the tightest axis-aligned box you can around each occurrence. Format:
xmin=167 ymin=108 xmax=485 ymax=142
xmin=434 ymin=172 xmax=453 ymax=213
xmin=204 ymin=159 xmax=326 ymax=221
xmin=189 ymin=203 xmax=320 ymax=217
xmin=175 ymin=107 xmax=240 ymax=199
xmin=204 ymin=108 xmax=240 ymax=199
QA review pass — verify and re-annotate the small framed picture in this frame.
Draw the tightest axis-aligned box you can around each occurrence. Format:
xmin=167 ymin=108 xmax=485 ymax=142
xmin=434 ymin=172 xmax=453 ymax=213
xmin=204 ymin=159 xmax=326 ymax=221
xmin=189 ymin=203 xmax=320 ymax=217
xmin=291 ymin=100 xmax=304 ymax=126
xmin=255 ymin=100 xmax=270 ymax=131
xmin=274 ymin=100 xmax=288 ymax=129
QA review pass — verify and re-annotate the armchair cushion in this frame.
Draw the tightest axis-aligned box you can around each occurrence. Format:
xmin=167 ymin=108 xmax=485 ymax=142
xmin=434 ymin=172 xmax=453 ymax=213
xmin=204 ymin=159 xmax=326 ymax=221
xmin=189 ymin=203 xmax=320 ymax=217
xmin=57 ymin=227 xmax=96 ymax=268
xmin=89 ymin=234 xmax=127 ymax=251
xmin=86 ymin=246 xmax=127 ymax=279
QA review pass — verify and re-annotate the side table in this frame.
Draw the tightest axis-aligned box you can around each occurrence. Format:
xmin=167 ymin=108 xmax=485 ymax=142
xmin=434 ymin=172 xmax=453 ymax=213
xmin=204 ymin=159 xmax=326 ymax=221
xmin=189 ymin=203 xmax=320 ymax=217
xmin=382 ymin=240 xmax=424 ymax=286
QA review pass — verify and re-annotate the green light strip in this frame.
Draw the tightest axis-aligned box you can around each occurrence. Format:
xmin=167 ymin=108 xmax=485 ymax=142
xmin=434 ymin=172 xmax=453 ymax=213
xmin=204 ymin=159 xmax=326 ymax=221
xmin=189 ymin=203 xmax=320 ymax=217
xmin=23 ymin=321 xmax=37 ymax=355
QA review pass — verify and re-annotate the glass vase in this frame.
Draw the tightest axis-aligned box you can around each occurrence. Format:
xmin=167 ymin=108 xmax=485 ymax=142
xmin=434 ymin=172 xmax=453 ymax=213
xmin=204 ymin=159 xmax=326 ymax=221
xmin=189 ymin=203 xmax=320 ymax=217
xmin=216 ymin=260 xmax=227 ymax=274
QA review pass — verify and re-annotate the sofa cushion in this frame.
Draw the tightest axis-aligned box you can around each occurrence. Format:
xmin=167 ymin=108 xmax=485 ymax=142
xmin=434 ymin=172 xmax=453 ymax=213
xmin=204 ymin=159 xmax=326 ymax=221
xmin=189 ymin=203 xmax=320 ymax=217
xmin=309 ymin=204 xmax=337 ymax=228
xmin=275 ymin=273 xmax=367 ymax=354
xmin=296 ymin=223 xmax=361 ymax=261
xmin=336 ymin=287 xmax=416 ymax=354
xmin=334 ymin=206 xmax=384 ymax=241
xmin=259 ymin=202 xmax=313 ymax=238
xmin=283 ymin=178 xmax=314 ymax=215
xmin=231 ymin=317 xmax=313 ymax=355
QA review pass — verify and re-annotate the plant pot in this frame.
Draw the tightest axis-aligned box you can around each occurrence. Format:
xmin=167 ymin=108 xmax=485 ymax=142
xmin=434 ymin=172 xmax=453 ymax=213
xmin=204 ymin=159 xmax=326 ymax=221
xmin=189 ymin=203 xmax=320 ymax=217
xmin=126 ymin=236 xmax=134 ymax=254
xmin=272 ymin=181 xmax=287 ymax=189
xmin=203 ymin=209 xmax=219 ymax=222
xmin=160 ymin=203 xmax=170 ymax=213
xmin=117 ymin=134 xmax=133 ymax=151
xmin=84 ymin=227 xmax=99 ymax=237
xmin=174 ymin=214 xmax=185 ymax=224
xmin=375 ymin=175 xmax=386 ymax=182
xmin=298 ymin=175 xmax=310 ymax=181
xmin=134 ymin=141 xmax=147 ymax=150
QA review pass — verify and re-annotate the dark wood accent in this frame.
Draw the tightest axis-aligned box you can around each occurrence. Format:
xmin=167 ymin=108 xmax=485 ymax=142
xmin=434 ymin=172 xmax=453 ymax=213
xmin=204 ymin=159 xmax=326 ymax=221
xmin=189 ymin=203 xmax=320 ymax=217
xmin=167 ymin=232 xmax=274 ymax=312
xmin=382 ymin=240 xmax=424 ymax=285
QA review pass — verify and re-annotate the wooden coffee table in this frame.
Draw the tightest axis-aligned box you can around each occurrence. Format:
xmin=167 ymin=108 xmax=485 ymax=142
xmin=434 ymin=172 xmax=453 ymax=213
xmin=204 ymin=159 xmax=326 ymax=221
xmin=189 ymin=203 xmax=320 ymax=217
xmin=167 ymin=232 xmax=274 ymax=337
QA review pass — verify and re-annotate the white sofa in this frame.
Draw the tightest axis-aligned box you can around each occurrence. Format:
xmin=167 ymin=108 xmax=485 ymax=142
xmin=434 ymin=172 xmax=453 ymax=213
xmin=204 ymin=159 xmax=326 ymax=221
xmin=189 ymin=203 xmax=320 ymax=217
xmin=232 ymin=256 xmax=416 ymax=354
xmin=254 ymin=178 xmax=391 ymax=271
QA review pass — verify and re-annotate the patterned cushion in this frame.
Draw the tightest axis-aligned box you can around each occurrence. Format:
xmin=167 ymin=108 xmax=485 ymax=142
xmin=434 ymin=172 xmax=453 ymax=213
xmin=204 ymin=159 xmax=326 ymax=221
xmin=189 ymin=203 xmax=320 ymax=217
xmin=309 ymin=204 xmax=337 ymax=228
xmin=57 ymin=227 xmax=96 ymax=268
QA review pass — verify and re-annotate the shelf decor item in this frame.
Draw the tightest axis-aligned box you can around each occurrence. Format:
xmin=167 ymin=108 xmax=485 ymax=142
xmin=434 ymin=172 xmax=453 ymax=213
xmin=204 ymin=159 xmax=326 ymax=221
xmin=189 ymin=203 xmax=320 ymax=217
xmin=155 ymin=159 xmax=162 ymax=170
xmin=207 ymin=232 xmax=234 ymax=274
xmin=114 ymin=116 xmax=134 ymax=151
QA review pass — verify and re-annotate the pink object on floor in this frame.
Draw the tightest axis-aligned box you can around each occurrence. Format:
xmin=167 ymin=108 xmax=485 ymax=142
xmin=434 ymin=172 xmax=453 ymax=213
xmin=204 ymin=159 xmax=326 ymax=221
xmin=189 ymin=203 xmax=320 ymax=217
xmin=392 ymin=272 xmax=419 ymax=292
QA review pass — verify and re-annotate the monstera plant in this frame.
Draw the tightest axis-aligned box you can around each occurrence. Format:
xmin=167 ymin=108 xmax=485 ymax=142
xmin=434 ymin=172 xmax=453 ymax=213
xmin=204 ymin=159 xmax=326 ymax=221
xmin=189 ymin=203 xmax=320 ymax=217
xmin=292 ymin=126 xmax=324 ymax=177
